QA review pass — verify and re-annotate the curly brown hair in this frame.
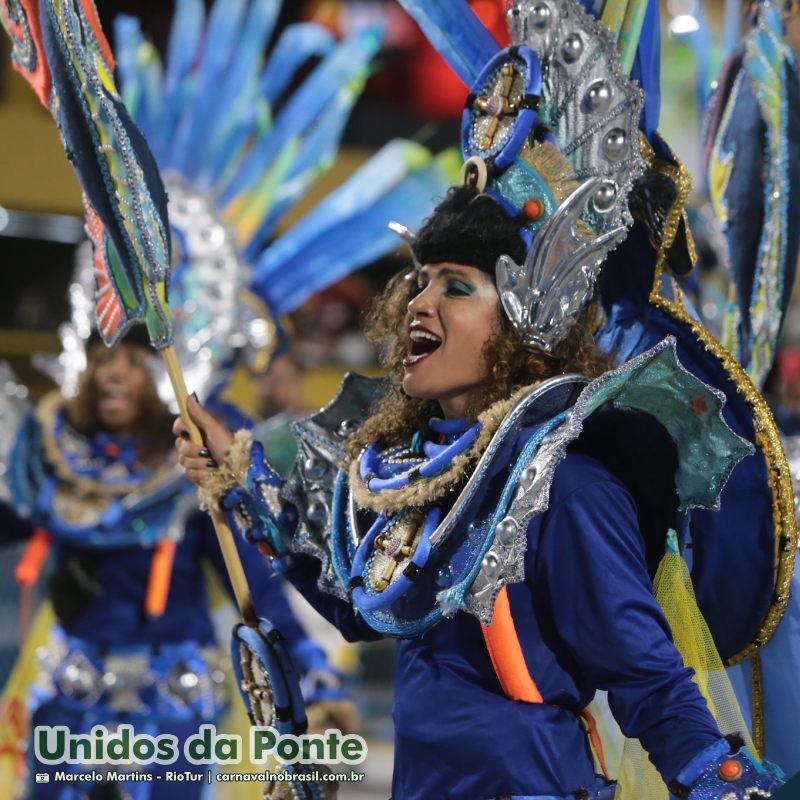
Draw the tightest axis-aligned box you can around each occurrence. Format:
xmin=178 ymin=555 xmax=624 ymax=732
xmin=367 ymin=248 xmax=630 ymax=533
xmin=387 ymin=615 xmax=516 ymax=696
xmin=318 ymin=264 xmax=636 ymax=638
xmin=66 ymin=342 xmax=174 ymax=465
xmin=347 ymin=268 xmax=613 ymax=459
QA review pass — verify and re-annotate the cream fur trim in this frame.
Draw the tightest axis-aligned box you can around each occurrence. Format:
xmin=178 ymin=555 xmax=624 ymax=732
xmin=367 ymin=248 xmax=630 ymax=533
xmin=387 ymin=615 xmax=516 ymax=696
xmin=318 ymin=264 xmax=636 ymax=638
xmin=198 ymin=428 xmax=253 ymax=511
xmin=349 ymin=384 xmax=538 ymax=514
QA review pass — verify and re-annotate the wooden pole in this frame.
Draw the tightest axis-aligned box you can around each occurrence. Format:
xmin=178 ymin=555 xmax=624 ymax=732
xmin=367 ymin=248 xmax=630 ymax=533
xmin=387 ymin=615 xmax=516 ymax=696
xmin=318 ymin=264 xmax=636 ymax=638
xmin=161 ymin=344 xmax=258 ymax=626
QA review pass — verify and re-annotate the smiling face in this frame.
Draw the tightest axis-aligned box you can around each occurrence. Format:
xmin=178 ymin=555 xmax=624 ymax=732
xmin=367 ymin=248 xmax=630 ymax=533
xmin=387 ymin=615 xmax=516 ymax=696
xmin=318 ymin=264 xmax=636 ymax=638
xmin=402 ymin=262 xmax=502 ymax=419
xmin=89 ymin=343 xmax=154 ymax=436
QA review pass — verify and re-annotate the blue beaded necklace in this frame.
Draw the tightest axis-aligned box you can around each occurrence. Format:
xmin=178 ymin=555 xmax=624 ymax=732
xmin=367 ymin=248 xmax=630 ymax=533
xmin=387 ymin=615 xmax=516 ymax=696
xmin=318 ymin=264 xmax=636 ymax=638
xmin=349 ymin=417 xmax=481 ymax=608
xmin=359 ymin=417 xmax=482 ymax=491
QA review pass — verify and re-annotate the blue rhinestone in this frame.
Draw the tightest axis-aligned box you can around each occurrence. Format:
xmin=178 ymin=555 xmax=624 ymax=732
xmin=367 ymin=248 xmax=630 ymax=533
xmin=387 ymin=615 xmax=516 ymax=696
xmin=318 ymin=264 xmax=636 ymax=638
xmin=468 ymin=521 xmax=484 ymax=544
xmin=436 ymin=566 xmax=451 ymax=587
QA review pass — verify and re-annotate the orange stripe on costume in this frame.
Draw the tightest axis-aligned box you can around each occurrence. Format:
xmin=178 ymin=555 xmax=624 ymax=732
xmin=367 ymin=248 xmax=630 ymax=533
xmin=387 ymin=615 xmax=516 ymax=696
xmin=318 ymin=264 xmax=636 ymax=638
xmin=15 ymin=528 xmax=52 ymax=587
xmin=581 ymin=708 xmax=610 ymax=781
xmin=481 ymin=586 xmax=611 ymax=780
xmin=480 ymin=585 xmax=543 ymax=703
xmin=146 ymin=540 xmax=176 ymax=617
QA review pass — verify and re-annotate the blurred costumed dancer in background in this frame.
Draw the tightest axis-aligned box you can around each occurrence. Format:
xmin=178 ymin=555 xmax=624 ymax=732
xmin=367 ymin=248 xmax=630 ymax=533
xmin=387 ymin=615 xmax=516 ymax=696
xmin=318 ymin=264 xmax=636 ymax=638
xmin=0 ymin=0 xmax=455 ymax=797
xmin=700 ymin=0 xmax=800 ymax=779
xmin=0 ymin=334 xmax=322 ymax=800
xmin=175 ymin=0 xmax=800 ymax=797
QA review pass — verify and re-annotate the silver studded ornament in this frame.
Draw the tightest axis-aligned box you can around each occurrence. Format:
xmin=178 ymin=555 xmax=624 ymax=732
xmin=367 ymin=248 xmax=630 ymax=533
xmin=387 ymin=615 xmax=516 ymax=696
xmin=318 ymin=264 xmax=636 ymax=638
xmin=592 ymin=181 xmax=618 ymax=214
xmin=306 ymin=499 xmax=328 ymax=526
xmin=561 ymin=33 xmax=583 ymax=63
xmin=585 ymin=80 xmax=612 ymax=114
xmin=302 ymin=456 xmax=327 ymax=482
xmin=481 ymin=552 xmax=500 ymax=580
xmin=495 ymin=517 xmax=519 ymax=546
xmin=604 ymin=128 xmax=628 ymax=161
xmin=520 ymin=466 xmax=538 ymax=491
xmin=529 ymin=3 xmax=551 ymax=30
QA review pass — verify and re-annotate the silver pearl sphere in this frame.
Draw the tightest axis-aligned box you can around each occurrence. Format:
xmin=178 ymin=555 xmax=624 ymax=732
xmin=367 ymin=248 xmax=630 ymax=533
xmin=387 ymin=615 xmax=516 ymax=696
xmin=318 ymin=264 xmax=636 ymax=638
xmin=200 ymin=225 xmax=225 ymax=247
xmin=604 ymin=128 xmax=627 ymax=161
xmin=495 ymin=517 xmax=518 ymax=546
xmin=303 ymin=457 xmax=326 ymax=482
xmin=482 ymin=552 xmax=500 ymax=579
xmin=62 ymin=663 xmax=96 ymax=699
xmin=561 ymin=33 xmax=583 ymax=63
xmin=306 ymin=500 xmax=328 ymax=525
xmin=592 ymin=181 xmax=618 ymax=214
xmin=468 ymin=520 xmax=484 ymax=544
xmin=179 ymin=671 xmax=200 ymax=689
xmin=529 ymin=3 xmax=551 ymax=30
xmin=169 ymin=664 xmax=201 ymax=702
xmin=520 ymin=466 xmax=538 ymax=491
xmin=585 ymin=80 xmax=612 ymax=114
xmin=338 ymin=419 xmax=358 ymax=438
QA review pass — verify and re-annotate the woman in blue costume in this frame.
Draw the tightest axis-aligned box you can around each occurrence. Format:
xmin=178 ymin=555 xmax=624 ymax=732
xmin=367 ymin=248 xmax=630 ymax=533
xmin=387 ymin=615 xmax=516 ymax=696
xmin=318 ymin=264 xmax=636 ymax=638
xmin=176 ymin=183 xmax=786 ymax=799
xmin=0 ymin=332 xmax=338 ymax=800
xmin=171 ymin=0 xmax=800 ymax=795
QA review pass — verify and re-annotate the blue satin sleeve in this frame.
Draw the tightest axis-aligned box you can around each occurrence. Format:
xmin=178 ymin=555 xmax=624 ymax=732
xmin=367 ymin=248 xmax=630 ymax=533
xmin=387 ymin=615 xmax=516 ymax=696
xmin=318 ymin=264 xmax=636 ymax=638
xmin=278 ymin=552 xmax=384 ymax=643
xmin=531 ymin=461 xmax=722 ymax=783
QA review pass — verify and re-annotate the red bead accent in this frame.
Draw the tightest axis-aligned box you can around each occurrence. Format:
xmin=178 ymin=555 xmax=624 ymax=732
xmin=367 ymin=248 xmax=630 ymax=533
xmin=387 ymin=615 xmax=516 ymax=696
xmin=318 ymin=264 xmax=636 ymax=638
xmin=691 ymin=395 xmax=709 ymax=416
xmin=718 ymin=758 xmax=743 ymax=781
xmin=523 ymin=198 xmax=544 ymax=220
xmin=258 ymin=542 xmax=275 ymax=559
xmin=104 ymin=442 xmax=121 ymax=458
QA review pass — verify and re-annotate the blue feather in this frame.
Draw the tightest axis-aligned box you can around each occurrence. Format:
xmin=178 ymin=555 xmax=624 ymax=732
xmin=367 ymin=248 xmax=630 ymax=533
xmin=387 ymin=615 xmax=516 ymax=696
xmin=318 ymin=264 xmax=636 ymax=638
xmin=113 ymin=15 xmax=146 ymax=126
xmin=241 ymin=85 xmax=358 ymax=257
xmin=722 ymin=0 xmax=741 ymax=58
xmin=201 ymin=93 xmax=269 ymax=189
xmin=154 ymin=0 xmax=205 ymax=159
xmin=394 ymin=0 xmax=499 ymax=86
xmin=168 ymin=0 xmax=249 ymax=172
xmin=252 ymin=141 xmax=425 ymax=282
xmin=249 ymin=142 xmax=453 ymax=313
xmin=260 ymin=23 xmax=334 ymax=106
xmin=182 ymin=0 xmax=281 ymax=183
xmin=218 ymin=25 xmax=383 ymax=208
xmin=260 ymin=161 xmax=453 ymax=315
xmin=134 ymin=45 xmax=165 ymax=147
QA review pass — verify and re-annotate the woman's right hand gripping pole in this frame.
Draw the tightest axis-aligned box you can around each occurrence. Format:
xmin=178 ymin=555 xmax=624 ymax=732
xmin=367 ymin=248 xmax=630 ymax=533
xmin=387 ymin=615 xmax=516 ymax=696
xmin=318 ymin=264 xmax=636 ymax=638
xmin=173 ymin=394 xmax=296 ymax=558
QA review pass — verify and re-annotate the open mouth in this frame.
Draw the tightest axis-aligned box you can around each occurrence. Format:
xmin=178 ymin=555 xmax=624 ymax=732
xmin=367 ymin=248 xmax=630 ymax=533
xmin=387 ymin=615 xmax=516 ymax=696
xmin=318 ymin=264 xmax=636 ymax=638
xmin=404 ymin=327 xmax=442 ymax=366
xmin=98 ymin=386 xmax=132 ymax=412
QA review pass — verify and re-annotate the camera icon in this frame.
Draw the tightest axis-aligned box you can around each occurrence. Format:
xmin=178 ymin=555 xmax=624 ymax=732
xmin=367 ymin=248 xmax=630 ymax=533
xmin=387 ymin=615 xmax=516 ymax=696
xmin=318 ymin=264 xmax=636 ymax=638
xmin=35 ymin=774 xmax=50 ymax=783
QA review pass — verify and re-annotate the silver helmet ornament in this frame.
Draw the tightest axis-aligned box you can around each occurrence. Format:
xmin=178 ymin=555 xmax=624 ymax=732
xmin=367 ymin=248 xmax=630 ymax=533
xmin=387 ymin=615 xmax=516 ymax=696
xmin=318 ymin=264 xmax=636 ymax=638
xmin=396 ymin=0 xmax=647 ymax=352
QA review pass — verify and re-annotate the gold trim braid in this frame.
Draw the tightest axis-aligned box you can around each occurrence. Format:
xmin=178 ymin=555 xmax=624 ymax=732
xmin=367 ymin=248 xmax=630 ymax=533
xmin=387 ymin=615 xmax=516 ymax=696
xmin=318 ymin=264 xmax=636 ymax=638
xmin=751 ymin=652 xmax=764 ymax=755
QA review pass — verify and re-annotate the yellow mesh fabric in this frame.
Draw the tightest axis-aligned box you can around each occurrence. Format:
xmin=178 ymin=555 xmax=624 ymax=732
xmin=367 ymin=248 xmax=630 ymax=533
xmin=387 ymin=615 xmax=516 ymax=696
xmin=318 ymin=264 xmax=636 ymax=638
xmin=0 ymin=603 xmax=55 ymax=799
xmin=610 ymin=539 xmax=755 ymax=799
